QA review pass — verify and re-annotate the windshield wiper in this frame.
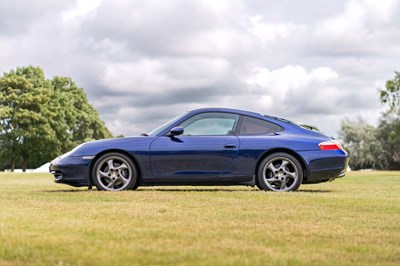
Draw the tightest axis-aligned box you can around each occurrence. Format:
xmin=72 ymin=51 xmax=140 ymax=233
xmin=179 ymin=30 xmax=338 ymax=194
xmin=140 ymin=133 xmax=149 ymax=136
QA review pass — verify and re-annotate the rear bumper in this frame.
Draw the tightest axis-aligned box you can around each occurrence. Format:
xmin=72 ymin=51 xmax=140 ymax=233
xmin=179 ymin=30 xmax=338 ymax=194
xmin=307 ymin=168 xmax=346 ymax=183
xmin=298 ymin=150 xmax=348 ymax=183
xmin=49 ymin=156 xmax=92 ymax=187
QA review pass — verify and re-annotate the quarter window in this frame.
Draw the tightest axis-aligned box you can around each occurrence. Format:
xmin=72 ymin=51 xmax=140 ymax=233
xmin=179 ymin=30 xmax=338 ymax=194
xmin=180 ymin=112 xmax=239 ymax=136
xmin=239 ymin=116 xmax=282 ymax=135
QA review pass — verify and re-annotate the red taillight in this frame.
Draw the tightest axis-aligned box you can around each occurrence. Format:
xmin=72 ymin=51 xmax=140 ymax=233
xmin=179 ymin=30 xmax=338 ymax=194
xmin=319 ymin=141 xmax=343 ymax=151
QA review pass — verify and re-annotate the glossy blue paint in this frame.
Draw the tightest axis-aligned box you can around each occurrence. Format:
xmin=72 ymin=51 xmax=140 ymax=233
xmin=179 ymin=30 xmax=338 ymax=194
xmin=50 ymin=108 xmax=348 ymax=188
xmin=149 ymin=135 xmax=240 ymax=178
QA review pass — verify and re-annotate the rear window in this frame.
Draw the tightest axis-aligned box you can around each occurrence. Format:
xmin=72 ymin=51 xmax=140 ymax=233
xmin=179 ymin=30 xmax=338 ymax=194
xmin=239 ymin=116 xmax=282 ymax=135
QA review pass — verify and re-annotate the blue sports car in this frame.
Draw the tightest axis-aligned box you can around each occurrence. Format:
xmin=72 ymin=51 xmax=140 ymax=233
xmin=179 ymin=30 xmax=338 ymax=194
xmin=50 ymin=108 xmax=348 ymax=192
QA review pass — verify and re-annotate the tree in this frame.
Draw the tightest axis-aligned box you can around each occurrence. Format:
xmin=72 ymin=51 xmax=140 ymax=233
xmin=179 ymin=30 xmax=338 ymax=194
xmin=380 ymin=71 xmax=400 ymax=112
xmin=378 ymin=72 xmax=400 ymax=169
xmin=0 ymin=66 xmax=112 ymax=171
xmin=0 ymin=66 xmax=58 ymax=171
xmin=339 ymin=118 xmax=384 ymax=170
xmin=51 ymin=76 xmax=112 ymax=152
xmin=377 ymin=116 xmax=400 ymax=170
xmin=339 ymin=71 xmax=400 ymax=170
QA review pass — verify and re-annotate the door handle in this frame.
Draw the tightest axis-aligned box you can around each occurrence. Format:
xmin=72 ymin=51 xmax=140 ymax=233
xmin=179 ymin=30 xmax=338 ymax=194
xmin=224 ymin=143 xmax=237 ymax=149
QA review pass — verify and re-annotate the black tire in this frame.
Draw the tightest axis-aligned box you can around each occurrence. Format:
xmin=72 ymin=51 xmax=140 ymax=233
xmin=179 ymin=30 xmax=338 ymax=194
xmin=131 ymin=180 xmax=140 ymax=190
xmin=92 ymin=152 xmax=138 ymax=191
xmin=255 ymin=181 xmax=263 ymax=190
xmin=257 ymin=152 xmax=303 ymax=192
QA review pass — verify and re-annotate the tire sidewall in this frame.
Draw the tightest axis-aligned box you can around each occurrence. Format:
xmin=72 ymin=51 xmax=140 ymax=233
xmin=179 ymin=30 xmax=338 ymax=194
xmin=257 ymin=152 xmax=303 ymax=192
xmin=91 ymin=152 xmax=137 ymax=191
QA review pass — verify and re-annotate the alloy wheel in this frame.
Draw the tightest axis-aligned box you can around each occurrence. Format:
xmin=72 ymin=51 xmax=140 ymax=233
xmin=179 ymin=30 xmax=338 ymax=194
xmin=262 ymin=157 xmax=299 ymax=191
xmin=95 ymin=155 xmax=134 ymax=191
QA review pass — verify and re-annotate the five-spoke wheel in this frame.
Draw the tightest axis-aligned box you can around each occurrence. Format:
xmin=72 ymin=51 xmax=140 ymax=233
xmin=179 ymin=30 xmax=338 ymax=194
xmin=92 ymin=153 xmax=138 ymax=191
xmin=257 ymin=153 xmax=303 ymax=192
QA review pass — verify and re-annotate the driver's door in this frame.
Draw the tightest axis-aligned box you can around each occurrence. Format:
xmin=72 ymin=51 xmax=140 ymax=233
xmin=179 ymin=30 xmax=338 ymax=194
xmin=149 ymin=112 xmax=240 ymax=181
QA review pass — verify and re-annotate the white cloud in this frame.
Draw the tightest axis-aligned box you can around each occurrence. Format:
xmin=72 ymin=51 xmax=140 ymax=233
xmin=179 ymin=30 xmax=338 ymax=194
xmin=249 ymin=15 xmax=307 ymax=45
xmin=245 ymin=65 xmax=338 ymax=98
xmin=313 ymin=0 xmax=398 ymax=54
xmin=242 ymin=65 xmax=343 ymax=119
xmin=62 ymin=0 xmax=103 ymax=22
xmin=105 ymin=102 xmax=205 ymax=135
xmin=102 ymin=57 xmax=230 ymax=94
xmin=173 ymin=29 xmax=254 ymax=57
xmin=1 ymin=0 xmax=399 ymax=137
xmin=316 ymin=1 xmax=366 ymax=37
xmin=361 ymin=0 xmax=397 ymax=24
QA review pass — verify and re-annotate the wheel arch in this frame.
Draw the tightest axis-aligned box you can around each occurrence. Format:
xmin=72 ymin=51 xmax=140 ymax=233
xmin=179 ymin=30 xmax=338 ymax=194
xmin=89 ymin=149 xmax=142 ymax=186
xmin=254 ymin=148 xmax=309 ymax=187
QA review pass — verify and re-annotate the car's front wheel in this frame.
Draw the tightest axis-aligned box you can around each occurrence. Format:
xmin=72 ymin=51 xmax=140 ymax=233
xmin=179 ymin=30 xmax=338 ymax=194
xmin=92 ymin=152 xmax=138 ymax=191
xmin=257 ymin=152 xmax=303 ymax=192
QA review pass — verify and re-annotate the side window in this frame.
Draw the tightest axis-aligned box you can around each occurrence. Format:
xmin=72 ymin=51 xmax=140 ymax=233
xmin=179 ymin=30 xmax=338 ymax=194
xmin=180 ymin=113 xmax=239 ymax=136
xmin=240 ymin=116 xmax=282 ymax=135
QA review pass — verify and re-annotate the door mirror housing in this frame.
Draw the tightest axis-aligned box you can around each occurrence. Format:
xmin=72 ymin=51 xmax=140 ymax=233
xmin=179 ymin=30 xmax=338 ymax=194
xmin=169 ymin=126 xmax=184 ymax=136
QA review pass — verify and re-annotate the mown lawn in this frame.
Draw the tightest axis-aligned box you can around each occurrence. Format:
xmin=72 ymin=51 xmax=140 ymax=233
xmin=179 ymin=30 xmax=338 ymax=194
xmin=0 ymin=171 xmax=399 ymax=266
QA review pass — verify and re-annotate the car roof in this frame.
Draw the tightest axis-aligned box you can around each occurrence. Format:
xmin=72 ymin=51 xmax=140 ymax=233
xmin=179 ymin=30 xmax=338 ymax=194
xmin=189 ymin=107 xmax=265 ymax=119
xmin=188 ymin=108 xmax=305 ymax=132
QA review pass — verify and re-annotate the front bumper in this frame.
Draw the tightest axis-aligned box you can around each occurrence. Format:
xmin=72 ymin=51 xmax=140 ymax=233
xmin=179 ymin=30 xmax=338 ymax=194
xmin=49 ymin=156 xmax=92 ymax=187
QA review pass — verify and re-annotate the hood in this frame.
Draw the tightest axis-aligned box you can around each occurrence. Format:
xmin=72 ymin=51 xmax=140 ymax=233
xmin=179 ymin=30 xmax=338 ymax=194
xmin=70 ymin=136 xmax=155 ymax=156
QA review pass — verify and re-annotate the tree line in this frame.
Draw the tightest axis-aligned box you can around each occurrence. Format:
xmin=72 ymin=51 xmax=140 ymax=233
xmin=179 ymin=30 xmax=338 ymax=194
xmin=1 ymin=66 xmax=399 ymax=171
xmin=339 ymin=72 xmax=400 ymax=170
xmin=0 ymin=66 xmax=112 ymax=171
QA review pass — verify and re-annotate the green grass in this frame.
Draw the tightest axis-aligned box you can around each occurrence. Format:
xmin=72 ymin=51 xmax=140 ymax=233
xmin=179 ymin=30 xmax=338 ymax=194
xmin=0 ymin=171 xmax=399 ymax=266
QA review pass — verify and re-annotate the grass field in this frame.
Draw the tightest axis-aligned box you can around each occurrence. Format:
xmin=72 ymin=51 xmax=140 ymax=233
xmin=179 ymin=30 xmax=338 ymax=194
xmin=0 ymin=171 xmax=399 ymax=266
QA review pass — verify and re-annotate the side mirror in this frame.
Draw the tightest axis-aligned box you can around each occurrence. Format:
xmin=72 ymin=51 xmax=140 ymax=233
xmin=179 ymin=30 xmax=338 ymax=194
xmin=169 ymin=126 xmax=184 ymax=136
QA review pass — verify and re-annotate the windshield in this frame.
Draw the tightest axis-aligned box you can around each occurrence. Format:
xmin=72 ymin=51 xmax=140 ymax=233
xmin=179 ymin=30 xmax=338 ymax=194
xmin=147 ymin=112 xmax=188 ymax=136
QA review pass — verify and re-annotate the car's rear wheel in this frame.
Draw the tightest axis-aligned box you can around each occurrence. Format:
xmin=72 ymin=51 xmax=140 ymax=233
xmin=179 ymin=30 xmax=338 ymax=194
xmin=92 ymin=152 xmax=138 ymax=191
xmin=257 ymin=152 xmax=303 ymax=192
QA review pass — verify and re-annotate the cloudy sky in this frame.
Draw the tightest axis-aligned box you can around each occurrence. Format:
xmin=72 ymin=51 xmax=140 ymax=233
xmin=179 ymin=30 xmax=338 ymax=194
xmin=1 ymin=0 xmax=399 ymax=137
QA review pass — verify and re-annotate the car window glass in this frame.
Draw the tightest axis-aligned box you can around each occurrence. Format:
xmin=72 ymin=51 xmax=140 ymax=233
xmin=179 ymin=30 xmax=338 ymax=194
xmin=148 ymin=112 xmax=188 ymax=136
xmin=180 ymin=113 xmax=239 ymax=136
xmin=240 ymin=116 xmax=282 ymax=135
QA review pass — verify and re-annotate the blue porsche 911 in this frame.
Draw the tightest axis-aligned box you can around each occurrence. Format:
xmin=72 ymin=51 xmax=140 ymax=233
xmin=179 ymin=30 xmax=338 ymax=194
xmin=50 ymin=108 xmax=348 ymax=192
